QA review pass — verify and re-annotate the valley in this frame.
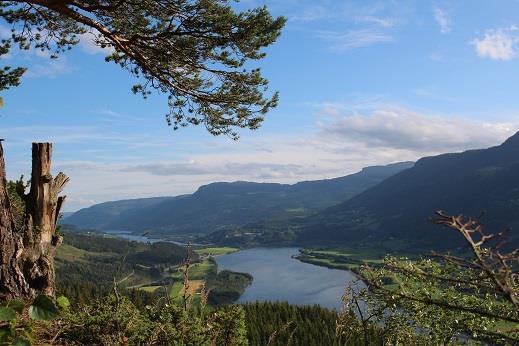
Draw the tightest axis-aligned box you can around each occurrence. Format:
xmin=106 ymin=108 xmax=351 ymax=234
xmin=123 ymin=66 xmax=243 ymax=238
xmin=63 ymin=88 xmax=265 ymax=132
xmin=2 ymin=1 xmax=517 ymax=343
xmin=55 ymin=231 xmax=252 ymax=307
xmin=63 ymin=133 xmax=519 ymax=253
xmin=63 ymin=162 xmax=413 ymax=238
xmin=58 ymin=133 xmax=519 ymax=311
xmin=56 ymin=228 xmax=365 ymax=309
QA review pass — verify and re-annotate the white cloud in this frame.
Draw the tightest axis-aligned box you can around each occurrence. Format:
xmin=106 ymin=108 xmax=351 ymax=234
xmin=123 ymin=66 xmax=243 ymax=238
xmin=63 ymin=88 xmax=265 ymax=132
xmin=433 ymin=7 xmax=451 ymax=34
xmin=319 ymin=107 xmax=518 ymax=152
xmin=317 ymin=29 xmax=394 ymax=51
xmin=120 ymin=161 xmax=334 ymax=179
xmin=6 ymin=105 xmax=518 ymax=212
xmin=473 ymin=28 xmax=519 ymax=61
xmin=78 ymin=30 xmax=114 ymax=55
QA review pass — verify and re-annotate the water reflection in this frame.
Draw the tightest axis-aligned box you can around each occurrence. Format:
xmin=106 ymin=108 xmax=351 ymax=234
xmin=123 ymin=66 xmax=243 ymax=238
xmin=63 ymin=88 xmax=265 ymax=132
xmin=216 ymin=247 xmax=363 ymax=310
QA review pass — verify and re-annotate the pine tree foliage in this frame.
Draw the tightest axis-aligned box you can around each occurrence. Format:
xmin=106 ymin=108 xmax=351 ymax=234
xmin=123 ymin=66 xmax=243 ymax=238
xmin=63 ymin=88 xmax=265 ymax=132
xmin=57 ymin=295 xmax=248 ymax=345
xmin=0 ymin=0 xmax=285 ymax=137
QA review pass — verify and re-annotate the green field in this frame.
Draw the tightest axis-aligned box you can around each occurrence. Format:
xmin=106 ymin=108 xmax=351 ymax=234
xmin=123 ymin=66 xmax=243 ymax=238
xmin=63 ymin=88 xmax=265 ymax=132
xmin=168 ymin=282 xmax=185 ymax=298
xmin=136 ymin=259 xmax=217 ymax=301
xmin=189 ymin=261 xmax=213 ymax=278
xmin=169 ymin=280 xmax=205 ymax=299
xmin=140 ymin=285 xmax=161 ymax=293
xmin=56 ymin=244 xmax=112 ymax=263
xmin=57 ymin=232 xmax=252 ymax=307
xmin=295 ymin=247 xmax=388 ymax=272
xmin=194 ymin=247 xmax=239 ymax=256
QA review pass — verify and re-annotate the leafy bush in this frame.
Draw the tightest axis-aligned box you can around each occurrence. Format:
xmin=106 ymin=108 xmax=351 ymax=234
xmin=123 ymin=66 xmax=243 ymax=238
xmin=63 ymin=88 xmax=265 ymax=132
xmin=358 ymin=212 xmax=519 ymax=344
xmin=0 ymin=295 xmax=68 ymax=345
xmin=57 ymin=295 xmax=247 ymax=345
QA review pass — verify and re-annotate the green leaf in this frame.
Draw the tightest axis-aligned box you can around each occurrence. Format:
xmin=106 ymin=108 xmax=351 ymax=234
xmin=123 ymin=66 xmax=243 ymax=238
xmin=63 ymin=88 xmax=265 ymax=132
xmin=56 ymin=296 xmax=70 ymax=310
xmin=12 ymin=337 xmax=30 ymax=346
xmin=0 ymin=326 xmax=13 ymax=341
xmin=8 ymin=300 xmax=25 ymax=313
xmin=0 ymin=307 xmax=16 ymax=321
xmin=28 ymin=295 xmax=59 ymax=321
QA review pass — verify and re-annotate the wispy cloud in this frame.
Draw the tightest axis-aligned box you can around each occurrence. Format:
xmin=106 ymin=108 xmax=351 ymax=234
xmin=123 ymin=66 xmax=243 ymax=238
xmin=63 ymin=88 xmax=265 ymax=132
xmin=24 ymin=57 xmax=72 ymax=78
xmin=9 ymin=102 xmax=515 ymax=212
xmin=357 ymin=15 xmax=394 ymax=28
xmin=0 ymin=25 xmax=73 ymax=78
xmin=120 ymin=161 xmax=333 ymax=180
xmin=289 ymin=1 xmax=404 ymax=51
xmin=317 ymin=29 xmax=394 ymax=51
xmin=433 ymin=7 xmax=451 ymax=34
xmin=290 ymin=5 xmax=331 ymax=22
xmin=3 ymin=125 xmax=119 ymax=144
xmin=473 ymin=26 xmax=519 ymax=61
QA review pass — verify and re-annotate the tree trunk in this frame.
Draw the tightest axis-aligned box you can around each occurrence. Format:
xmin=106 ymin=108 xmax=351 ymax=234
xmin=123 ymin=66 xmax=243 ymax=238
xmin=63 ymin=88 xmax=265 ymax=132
xmin=0 ymin=140 xmax=27 ymax=299
xmin=0 ymin=142 xmax=68 ymax=300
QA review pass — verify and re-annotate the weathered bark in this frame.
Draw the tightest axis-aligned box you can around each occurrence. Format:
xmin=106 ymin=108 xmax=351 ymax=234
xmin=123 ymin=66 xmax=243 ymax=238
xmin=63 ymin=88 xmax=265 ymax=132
xmin=0 ymin=140 xmax=28 ymax=299
xmin=0 ymin=142 xmax=68 ymax=300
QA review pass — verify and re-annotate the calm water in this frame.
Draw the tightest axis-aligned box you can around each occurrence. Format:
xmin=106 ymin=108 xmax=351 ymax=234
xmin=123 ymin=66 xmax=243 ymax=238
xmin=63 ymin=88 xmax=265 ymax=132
xmin=216 ymin=247 xmax=361 ymax=310
xmin=104 ymin=230 xmax=191 ymax=245
xmin=104 ymin=230 xmax=163 ymax=243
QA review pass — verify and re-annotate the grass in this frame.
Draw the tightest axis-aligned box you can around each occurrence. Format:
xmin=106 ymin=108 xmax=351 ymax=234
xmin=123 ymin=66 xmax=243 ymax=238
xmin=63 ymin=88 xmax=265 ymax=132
xmin=169 ymin=280 xmax=204 ymax=299
xmin=56 ymin=244 xmax=113 ymax=263
xmin=56 ymin=244 xmax=90 ymax=262
xmin=166 ymin=259 xmax=216 ymax=299
xmin=139 ymin=285 xmax=161 ymax=293
xmin=58 ymin=241 xmax=226 ymax=301
xmin=187 ymin=260 xmax=216 ymax=280
xmin=169 ymin=282 xmax=185 ymax=298
xmin=194 ymin=247 xmax=239 ymax=256
xmin=295 ymin=247 xmax=389 ymax=272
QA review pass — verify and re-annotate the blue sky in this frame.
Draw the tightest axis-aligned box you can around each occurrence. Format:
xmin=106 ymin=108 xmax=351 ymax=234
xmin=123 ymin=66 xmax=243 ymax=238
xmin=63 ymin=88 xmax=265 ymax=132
xmin=2 ymin=0 xmax=519 ymax=211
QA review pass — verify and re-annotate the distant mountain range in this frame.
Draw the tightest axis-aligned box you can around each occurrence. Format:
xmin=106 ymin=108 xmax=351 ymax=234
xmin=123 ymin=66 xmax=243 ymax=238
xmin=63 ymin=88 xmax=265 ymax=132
xmin=63 ymin=162 xmax=414 ymax=235
xmin=209 ymin=132 xmax=519 ymax=250
xmin=65 ymin=132 xmax=519 ymax=251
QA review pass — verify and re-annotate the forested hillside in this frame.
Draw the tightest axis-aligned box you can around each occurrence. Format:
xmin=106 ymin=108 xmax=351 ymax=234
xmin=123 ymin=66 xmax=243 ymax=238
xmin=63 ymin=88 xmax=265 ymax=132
xmin=55 ymin=231 xmax=251 ymax=307
xmin=243 ymin=302 xmax=383 ymax=345
xmin=55 ymin=231 xmax=191 ymax=304
xmin=297 ymin=132 xmax=519 ymax=249
xmin=64 ymin=162 xmax=413 ymax=236
xmin=205 ymin=133 xmax=519 ymax=250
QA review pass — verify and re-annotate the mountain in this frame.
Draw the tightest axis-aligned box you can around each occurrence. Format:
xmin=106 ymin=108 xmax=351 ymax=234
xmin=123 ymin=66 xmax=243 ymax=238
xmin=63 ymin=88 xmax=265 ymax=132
xmin=60 ymin=212 xmax=74 ymax=219
xmin=295 ymin=132 xmax=519 ymax=249
xmin=64 ymin=162 xmax=414 ymax=235
xmin=62 ymin=197 xmax=179 ymax=230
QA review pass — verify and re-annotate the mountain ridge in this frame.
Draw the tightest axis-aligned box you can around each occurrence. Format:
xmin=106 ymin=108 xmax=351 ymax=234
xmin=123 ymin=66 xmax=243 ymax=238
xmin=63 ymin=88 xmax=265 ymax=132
xmin=64 ymin=161 xmax=414 ymax=235
xmin=294 ymin=132 xmax=519 ymax=249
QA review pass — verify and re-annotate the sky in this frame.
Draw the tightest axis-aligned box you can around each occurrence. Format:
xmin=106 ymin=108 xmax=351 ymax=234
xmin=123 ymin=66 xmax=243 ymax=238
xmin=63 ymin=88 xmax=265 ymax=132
xmin=2 ymin=0 xmax=519 ymax=211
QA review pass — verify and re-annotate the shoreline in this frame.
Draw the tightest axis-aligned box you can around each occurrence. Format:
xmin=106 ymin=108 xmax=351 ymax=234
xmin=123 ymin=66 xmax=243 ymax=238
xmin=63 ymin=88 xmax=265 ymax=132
xmin=293 ymin=248 xmax=387 ymax=277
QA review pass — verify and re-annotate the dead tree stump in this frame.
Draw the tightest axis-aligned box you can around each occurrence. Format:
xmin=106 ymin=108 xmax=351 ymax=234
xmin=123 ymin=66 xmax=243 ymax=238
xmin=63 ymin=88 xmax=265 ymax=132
xmin=0 ymin=142 xmax=68 ymax=300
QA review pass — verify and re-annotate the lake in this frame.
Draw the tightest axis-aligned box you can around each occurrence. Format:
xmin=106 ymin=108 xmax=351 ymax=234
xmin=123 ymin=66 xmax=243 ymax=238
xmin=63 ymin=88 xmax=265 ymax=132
xmin=105 ymin=230 xmax=161 ymax=243
xmin=216 ymin=247 xmax=362 ymax=310
xmin=104 ymin=230 xmax=192 ymax=245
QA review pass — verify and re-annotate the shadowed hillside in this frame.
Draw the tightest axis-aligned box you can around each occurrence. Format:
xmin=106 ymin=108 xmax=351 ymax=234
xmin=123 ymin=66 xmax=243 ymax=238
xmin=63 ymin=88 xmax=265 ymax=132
xmin=296 ymin=132 xmax=519 ymax=249
xmin=64 ymin=162 xmax=413 ymax=236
